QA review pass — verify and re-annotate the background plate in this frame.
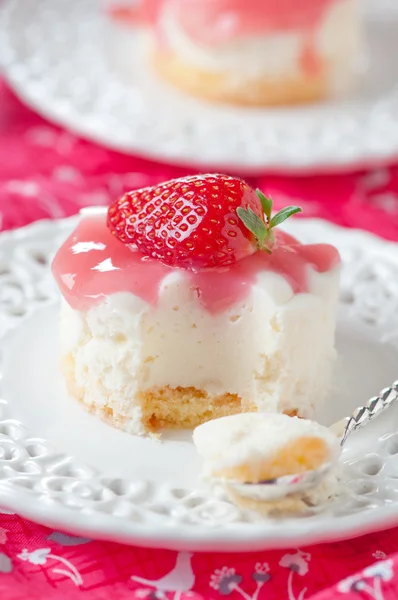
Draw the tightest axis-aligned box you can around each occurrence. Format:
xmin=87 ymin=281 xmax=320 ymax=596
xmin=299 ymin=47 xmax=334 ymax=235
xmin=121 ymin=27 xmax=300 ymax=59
xmin=1 ymin=0 xmax=398 ymax=174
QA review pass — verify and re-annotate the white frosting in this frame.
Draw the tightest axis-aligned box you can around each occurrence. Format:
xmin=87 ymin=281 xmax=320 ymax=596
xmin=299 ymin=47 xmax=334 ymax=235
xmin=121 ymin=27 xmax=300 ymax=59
xmin=60 ymin=263 xmax=339 ymax=434
xmin=193 ymin=412 xmax=341 ymax=474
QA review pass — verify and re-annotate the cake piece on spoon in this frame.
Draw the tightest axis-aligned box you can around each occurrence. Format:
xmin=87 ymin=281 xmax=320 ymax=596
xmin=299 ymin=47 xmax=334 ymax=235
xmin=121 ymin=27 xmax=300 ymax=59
xmin=52 ymin=174 xmax=340 ymax=436
xmin=193 ymin=412 xmax=341 ymax=514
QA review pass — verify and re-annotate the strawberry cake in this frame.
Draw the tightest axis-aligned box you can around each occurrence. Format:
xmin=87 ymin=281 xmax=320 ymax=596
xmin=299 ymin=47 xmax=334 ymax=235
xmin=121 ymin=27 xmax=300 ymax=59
xmin=105 ymin=0 xmax=363 ymax=106
xmin=52 ymin=174 xmax=340 ymax=435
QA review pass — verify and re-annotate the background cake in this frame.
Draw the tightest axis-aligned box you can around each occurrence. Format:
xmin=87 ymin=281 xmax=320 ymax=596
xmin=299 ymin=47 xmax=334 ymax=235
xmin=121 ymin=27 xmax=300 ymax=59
xmin=52 ymin=175 xmax=340 ymax=435
xmin=105 ymin=0 xmax=363 ymax=106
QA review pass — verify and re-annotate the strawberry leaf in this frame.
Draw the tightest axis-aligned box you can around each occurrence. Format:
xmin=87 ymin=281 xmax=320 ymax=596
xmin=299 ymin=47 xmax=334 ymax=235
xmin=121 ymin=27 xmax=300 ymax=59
xmin=269 ymin=206 xmax=302 ymax=229
xmin=237 ymin=207 xmax=269 ymax=247
xmin=256 ymin=190 xmax=273 ymax=222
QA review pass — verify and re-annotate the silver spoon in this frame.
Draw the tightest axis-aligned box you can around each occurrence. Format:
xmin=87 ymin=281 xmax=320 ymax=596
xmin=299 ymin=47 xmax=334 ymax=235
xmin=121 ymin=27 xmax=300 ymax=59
xmin=228 ymin=381 xmax=398 ymax=502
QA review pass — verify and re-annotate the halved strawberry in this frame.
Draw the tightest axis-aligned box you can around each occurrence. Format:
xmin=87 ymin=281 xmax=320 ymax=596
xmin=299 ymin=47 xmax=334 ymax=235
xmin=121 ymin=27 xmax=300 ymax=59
xmin=107 ymin=174 xmax=301 ymax=269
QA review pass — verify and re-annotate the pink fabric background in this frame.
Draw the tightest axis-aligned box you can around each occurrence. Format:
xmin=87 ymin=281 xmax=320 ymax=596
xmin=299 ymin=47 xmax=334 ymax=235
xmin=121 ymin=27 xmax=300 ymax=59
xmin=2 ymin=78 xmax=398 ymax=600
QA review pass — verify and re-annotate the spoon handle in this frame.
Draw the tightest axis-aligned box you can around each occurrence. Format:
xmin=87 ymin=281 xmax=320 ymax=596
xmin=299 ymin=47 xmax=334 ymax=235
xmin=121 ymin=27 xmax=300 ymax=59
xmin=338 ymin=381 xmax=398 ymax=446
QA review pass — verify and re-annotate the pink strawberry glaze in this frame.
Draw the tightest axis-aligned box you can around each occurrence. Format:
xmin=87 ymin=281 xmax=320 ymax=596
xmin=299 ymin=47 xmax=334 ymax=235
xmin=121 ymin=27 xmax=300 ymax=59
xmin=109 ymin=0 xmax=340 ymax=43
xmin=52 ymin=214 xmax=340 ymax=313
xmin=173 ymin=0 xmax=340 ymax=45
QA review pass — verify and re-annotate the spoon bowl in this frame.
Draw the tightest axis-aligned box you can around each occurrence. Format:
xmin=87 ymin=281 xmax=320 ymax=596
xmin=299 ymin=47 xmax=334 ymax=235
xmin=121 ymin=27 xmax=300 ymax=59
xmin=228 ymin=461 xmax=334 ymax=502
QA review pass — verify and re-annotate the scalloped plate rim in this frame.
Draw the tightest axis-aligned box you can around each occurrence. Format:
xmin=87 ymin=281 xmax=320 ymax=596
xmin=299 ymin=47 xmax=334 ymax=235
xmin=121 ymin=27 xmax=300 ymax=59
xmin=0 ymin=216 xmax=398 ymax=551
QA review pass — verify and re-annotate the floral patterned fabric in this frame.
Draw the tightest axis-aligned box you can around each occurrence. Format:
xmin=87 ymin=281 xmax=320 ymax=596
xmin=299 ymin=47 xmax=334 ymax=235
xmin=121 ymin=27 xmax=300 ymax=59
xmin=2 ymin=78 xmax=398 ymax=599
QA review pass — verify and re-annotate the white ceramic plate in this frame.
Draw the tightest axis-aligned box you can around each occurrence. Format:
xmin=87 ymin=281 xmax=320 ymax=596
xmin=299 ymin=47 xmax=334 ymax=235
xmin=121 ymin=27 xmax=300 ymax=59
xmin=1 ymin=0 xmax=398 ymax=174
xmin=1 ymin=217 xmax=398 ymax=551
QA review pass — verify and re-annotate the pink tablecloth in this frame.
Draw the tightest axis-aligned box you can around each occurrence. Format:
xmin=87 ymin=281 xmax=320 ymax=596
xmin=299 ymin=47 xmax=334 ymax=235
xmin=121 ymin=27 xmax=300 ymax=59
xmin=2 ymin=78 xmax=398 ymax=600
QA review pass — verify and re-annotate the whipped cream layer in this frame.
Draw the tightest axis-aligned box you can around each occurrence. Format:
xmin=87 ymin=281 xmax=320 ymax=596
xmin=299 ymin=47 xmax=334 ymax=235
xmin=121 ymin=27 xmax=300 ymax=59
xmin=53 ymin=213 xmax=340 ymax=427
xmin=193 ymin=412 xmax=340 ymax=476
